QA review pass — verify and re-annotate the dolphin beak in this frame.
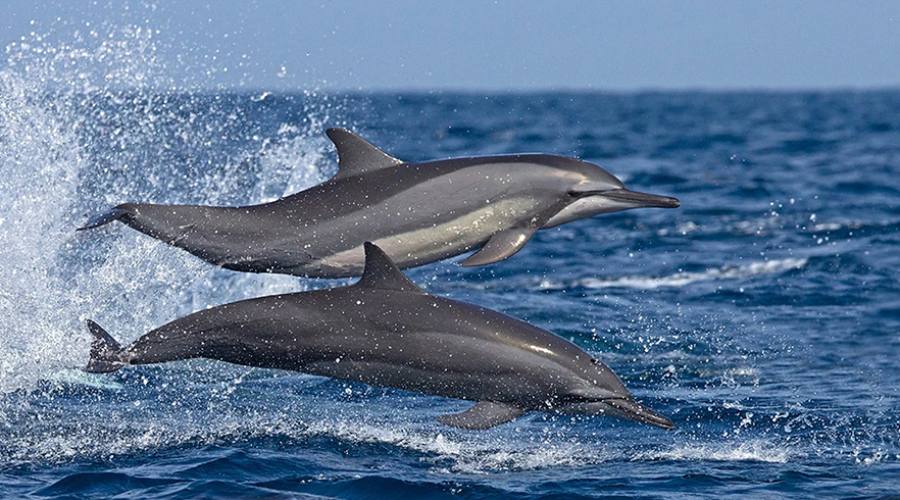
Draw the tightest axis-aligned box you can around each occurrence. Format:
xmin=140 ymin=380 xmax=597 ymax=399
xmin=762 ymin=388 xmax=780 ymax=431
xmin=598 ymin=188 xmax=680 ymax=209
xmin=602 ymin=398 xmax=675 ymax=430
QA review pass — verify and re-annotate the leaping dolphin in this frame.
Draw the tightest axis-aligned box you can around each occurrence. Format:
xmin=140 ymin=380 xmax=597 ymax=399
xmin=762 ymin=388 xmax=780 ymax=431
xmin=84 ymin=242 xmax=674 ymax=430
xmin=79 ymin=128 xmax=679 ymax=278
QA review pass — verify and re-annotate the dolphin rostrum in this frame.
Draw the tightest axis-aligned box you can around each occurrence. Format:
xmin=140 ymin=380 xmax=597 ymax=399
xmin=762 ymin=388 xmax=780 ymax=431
xmin=84 ymin=242 xmax=674 ymax=430
xmin=79 ymin=128 xmax=679 ymax=278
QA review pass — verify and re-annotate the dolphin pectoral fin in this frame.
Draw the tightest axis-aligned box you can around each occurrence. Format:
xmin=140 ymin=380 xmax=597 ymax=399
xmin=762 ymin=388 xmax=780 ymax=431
xmin=437 ymin=401 xmax=524 ymax=430
xmin=460 ymin=227 xmax=536 ymax=267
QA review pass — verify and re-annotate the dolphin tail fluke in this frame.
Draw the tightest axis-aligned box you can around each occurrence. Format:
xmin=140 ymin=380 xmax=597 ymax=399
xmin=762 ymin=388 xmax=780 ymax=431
xmin=84 ymin=320 xmax=125 ymax=373
xmin=77 ymin=205 xmax=131 ymax=231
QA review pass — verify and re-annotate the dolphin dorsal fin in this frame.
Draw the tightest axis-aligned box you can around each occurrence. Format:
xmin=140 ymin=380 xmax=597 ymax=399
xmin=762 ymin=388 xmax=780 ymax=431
xmin=326 ymin=128 xmax=403 ymax=179
xmin=356 ymin=242 xmax=424 ymax=293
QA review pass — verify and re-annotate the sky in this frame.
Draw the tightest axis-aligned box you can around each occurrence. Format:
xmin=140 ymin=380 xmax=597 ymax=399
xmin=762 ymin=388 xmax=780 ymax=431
xmin=2 ymin=0 xmax=899 ymax=91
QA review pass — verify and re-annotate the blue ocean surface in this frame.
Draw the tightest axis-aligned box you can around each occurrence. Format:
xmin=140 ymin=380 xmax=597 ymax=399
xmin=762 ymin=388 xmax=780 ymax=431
xmin=1 ymin=33 xmax=900 ymax=499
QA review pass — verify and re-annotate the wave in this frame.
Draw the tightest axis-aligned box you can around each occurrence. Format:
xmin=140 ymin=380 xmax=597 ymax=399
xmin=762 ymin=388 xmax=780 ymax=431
xmin=0 ymin=402 xmax=794 ymax=474
xmin=44 ymin=369 xmax=124 ymax=390
xmin=302 ymin=419 xmax=597 ymax=473
xmin=538 ymin=257 xmax=808 ymax=290
xmin=639 ymin=440 xmax=791 ymax=463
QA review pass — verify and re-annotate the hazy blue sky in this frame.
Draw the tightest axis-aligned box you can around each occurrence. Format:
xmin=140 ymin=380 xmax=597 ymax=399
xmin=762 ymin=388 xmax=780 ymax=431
xmin=2 ymin=0 xmax=899 ymax=91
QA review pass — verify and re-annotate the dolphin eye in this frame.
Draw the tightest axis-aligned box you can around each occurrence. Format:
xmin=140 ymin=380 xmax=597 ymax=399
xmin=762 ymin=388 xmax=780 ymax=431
xmin=590 ymin=358 xmax=599 ymax=364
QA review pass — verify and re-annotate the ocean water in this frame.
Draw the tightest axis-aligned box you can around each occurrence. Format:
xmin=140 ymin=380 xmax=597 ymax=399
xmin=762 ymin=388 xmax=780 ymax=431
xmin=1 ymin=28 xmax=900 ymax=500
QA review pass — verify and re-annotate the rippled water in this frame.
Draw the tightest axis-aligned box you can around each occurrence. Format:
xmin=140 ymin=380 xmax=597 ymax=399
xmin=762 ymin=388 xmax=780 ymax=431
xmin=1 ymin=24 xmax=899 ymax=499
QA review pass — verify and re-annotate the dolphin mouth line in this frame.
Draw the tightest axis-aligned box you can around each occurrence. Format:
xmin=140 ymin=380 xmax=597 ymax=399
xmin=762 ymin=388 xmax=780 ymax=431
xmin=601 ymin=397 xmax=675 ymax=430
xmin=575 ymin=188 xmax=680 ymax=208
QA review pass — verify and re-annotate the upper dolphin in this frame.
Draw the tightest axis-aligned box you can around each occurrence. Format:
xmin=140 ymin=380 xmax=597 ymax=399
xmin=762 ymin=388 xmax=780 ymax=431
xmin=84 ymin=242 xmax=674 ymax=431
xmin=79 ymin=128 xmax=679 ymax=278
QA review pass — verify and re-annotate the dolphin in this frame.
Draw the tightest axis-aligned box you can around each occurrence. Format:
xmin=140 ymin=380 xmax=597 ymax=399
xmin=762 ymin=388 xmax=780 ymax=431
xmin=84 ymin=242 xmax=674 ymax=430
xmin=78 ymin=128 xmax=679 ymax=278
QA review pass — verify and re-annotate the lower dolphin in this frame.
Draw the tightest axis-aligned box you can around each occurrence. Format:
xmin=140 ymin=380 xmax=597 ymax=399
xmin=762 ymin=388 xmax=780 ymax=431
xmin=84 ymin=242 xmax=673 ymax=430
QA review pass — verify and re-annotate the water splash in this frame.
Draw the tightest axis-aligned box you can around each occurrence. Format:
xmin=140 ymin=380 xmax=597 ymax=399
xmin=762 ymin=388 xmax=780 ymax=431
xmin=538 ymin=257 xmax=808 ymax=291
xmin=0 ymin=23 xmax=338 ymax=395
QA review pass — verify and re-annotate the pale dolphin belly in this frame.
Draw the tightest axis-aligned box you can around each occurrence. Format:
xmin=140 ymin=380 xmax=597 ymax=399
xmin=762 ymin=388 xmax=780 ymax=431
xmin=307 ymin=196 xmax=546 ymax=275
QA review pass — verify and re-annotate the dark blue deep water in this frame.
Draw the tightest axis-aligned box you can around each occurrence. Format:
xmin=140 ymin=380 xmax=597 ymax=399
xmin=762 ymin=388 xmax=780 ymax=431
xmin=2 ymin=44 xmax=900 ymax=498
